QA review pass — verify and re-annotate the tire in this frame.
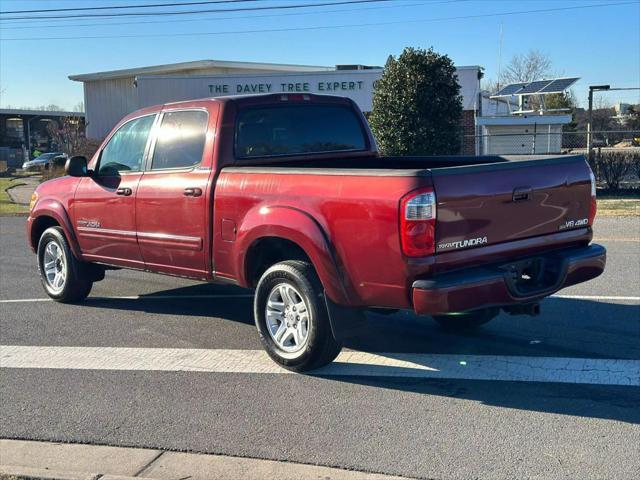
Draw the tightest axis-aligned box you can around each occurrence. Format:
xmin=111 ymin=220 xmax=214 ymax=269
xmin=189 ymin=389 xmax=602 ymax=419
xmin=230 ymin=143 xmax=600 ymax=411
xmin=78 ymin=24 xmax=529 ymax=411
xmin=433 ymin=308 xmax=499 ymax=331
xmin=254 ymin=260 xmax=342 ymax=372
xmin=37 ymin=226 xmax=93 ymax=303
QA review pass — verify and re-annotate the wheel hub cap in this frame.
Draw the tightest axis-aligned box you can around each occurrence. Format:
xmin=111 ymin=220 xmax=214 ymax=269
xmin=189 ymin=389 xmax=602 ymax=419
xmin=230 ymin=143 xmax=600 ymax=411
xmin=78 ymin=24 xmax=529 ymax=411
xmin=42 ymin=241 xmax=66 ymax=293
xmin=265 ymin=283 xmax=310 ymax=353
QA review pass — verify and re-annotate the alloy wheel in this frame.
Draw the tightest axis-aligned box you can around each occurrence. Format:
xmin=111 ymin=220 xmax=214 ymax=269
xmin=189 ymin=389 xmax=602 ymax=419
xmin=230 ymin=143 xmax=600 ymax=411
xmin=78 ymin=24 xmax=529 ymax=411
xmin=42 ymin=240 xmax=66 ymax=293
xmin=265 ymin=283 xmax=310 ymax=353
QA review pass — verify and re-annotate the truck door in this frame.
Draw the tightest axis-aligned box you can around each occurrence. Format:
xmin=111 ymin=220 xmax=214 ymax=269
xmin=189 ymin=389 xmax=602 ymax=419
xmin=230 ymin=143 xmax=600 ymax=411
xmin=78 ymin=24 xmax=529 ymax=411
xmin=135 ymin=108 xmax=213 ymax=278
xmin=73 ymin=114 xmax=156 ymax=268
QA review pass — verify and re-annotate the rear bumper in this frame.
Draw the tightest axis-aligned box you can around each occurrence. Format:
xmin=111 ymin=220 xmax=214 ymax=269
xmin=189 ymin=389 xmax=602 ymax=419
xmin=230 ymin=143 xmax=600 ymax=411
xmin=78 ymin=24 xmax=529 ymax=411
xmin=412 ymin=244 xmax=606 ymax=316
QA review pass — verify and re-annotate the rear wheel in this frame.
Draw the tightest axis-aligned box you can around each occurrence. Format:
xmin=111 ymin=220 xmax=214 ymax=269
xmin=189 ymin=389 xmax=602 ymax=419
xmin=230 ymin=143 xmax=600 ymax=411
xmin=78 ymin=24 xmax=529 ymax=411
xmin=432 ymin=308 xmax=499 ymax=331
xmin=254 ymin=260 xmax=342 ymax=372
xmin=37 ymin=227 xmax=93 ymax=303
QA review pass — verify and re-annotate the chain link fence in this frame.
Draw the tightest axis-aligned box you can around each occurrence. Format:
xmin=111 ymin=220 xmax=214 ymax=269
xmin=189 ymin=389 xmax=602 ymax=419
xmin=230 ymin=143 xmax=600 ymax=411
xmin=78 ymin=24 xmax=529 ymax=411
xmin=466 ymin=130 xmax=640 ymax=155
xmin=465 ymin=130 xmax=640 ymax=191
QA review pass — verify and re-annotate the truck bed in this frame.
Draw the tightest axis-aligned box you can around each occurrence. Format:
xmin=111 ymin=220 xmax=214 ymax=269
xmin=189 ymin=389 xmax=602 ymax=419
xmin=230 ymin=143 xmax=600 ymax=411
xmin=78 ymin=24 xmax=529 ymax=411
xmin=234 ymin=154 xmax=577 ymax=172
xmin=225 ymin=154 xmax=592 ymax=250
xmin=216 ymin=154 xmax=593 ymax=309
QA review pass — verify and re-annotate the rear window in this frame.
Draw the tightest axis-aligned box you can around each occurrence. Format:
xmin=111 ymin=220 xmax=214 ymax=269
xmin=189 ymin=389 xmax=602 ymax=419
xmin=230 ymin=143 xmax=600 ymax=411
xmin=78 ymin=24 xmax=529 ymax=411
xmin=151 ymin=110 xmax=208 ymax=170
xmin=235 ymin=104 xmax=366 ymax=159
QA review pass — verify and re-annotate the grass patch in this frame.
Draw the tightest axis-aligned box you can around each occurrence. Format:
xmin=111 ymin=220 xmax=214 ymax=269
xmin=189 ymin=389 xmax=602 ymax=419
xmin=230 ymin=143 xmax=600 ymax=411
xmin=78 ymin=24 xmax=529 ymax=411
xmin=0 ymin=177 xmax=29 ymax=215
xmin=597 ymin=198 xmax=640 ymax=216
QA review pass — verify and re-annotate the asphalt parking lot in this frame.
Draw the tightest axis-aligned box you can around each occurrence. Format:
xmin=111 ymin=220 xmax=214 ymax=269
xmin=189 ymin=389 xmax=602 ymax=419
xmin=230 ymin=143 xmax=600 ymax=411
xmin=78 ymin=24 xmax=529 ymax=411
xmin=1 ymin=215 xmax=639 ymax=479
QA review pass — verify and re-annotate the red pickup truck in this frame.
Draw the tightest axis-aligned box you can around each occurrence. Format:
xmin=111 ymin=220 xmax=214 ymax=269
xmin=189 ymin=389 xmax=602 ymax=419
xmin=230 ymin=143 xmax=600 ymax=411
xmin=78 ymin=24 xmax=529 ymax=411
xmin=27 ymin=93 xmax=606 ymax=371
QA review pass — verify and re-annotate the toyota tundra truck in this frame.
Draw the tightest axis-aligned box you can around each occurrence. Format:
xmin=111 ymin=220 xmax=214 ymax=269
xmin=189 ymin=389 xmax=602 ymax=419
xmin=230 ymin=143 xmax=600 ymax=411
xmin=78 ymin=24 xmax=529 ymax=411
xmin=27 ymin=93 xmax=606 ymax=371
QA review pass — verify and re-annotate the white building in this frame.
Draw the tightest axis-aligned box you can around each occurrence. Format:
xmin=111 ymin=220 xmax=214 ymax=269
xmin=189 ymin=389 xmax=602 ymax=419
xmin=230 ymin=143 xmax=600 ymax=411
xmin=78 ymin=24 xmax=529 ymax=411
xmin=477 ymin=90 xmax=573 ymax=155
xmin=476 ymin=113 xmax=572 ymax=155
xmin=69 ymin=59 xmax=483 ymax=146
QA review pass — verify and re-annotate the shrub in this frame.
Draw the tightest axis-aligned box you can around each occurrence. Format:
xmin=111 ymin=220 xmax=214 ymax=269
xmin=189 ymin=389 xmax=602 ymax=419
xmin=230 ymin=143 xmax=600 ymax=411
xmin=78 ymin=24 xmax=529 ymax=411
xmin=368 ymin=47 xmax=463 ymax=156
xmin=593 ymin=150 xmax=636 ymax=190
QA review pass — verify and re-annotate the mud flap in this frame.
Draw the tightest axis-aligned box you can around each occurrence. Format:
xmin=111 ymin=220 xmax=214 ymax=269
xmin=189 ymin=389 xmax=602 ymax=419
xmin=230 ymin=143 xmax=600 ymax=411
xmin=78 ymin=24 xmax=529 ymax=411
xmin=324 ymin=293 xmax=367 ymax=341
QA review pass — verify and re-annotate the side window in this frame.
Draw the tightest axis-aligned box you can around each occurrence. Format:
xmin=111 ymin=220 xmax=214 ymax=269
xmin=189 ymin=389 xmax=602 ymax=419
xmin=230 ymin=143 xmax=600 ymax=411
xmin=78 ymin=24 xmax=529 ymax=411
xmin=151 ymin=110 xmax=208 ymax=170
xmin=98 ymin=115 xmax=155 ymax=176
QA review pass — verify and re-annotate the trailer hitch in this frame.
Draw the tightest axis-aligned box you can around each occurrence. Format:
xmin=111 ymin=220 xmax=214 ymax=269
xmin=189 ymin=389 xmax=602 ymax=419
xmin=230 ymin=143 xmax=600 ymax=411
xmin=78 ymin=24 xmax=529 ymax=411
xmin=503 ymin=303 xmax=541 ymax=317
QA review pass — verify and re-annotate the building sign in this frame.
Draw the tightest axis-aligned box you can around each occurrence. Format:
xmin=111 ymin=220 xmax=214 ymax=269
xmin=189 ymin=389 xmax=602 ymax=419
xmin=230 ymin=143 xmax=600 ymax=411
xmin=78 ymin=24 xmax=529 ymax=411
xmin=137 ymin=70 xmax=382 ymax=112
xmin=135 ymin=67 xmax=479 ymax=113
xmin=208 ymin=80 xmax=368 ymax=95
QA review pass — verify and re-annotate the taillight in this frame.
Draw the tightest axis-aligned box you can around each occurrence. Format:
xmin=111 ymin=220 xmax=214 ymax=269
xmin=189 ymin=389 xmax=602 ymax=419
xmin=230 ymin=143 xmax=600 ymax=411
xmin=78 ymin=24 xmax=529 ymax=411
xmin=589 ymin=170 xmax=597 ymax=225
xmin=400 ymin=187 xmax=436 ymax=257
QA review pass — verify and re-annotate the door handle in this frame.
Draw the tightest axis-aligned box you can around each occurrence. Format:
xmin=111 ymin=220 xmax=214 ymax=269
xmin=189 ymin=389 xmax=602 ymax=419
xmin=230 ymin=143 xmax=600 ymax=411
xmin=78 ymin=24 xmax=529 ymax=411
xmin=184 ymin=187 xmax=202 ymax=197
xmin=116 ymin=187 xmax=132 ymax=196
xmin=512 ymin=187 xmax=532 ymax=202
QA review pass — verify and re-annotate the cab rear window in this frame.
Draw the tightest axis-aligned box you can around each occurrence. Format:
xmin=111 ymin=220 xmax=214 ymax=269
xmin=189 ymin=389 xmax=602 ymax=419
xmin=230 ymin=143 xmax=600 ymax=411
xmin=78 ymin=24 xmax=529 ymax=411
xmin=235 ymin=104 xmax=367 ymax=159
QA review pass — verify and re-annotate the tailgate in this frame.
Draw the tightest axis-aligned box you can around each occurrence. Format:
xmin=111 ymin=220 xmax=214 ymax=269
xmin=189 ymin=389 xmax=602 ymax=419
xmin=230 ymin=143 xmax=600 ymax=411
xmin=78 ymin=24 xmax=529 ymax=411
xmin=432 ymin=156 xmax=593 ymax=253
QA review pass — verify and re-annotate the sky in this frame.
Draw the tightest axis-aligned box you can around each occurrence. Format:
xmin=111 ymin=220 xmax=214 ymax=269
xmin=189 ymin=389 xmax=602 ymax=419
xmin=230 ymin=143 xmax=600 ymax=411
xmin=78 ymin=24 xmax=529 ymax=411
xmin=1 ymin=0 xmax=639 ymax=111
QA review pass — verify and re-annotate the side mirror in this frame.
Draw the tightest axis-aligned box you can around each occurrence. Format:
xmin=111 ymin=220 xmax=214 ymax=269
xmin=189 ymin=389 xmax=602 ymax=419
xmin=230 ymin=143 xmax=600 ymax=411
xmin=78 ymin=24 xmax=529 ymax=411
xmin=65 ymin=156 xmax=89 ymax=177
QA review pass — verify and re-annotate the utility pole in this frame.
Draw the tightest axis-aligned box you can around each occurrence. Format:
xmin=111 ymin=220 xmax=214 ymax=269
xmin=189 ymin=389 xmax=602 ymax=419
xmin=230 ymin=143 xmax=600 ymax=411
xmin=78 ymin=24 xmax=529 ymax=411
xmin=587 ymin=85 xmax=610 ymax=163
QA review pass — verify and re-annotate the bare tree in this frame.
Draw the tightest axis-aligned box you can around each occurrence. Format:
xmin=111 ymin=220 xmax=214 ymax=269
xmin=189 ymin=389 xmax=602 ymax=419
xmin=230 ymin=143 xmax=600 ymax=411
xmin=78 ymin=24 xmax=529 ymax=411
xmin=592 ymin=98 xmax=616 ymax=132
xmin=44 ymin=117 xmax=100 ymax=178
xmin=25 ymin=104 xmax=65 ymax=112
xmin=483 ymin=78 xmax=500 ymax=95
xmin=626 ymin=105 xmax=640 ymax=130
xmin=46 ymin=116 xmax=96 ymax=157
xmin=501 ymin=49 xmax=553 ymax=84
xmin=485 ymin=50 xmax=554 ymax=94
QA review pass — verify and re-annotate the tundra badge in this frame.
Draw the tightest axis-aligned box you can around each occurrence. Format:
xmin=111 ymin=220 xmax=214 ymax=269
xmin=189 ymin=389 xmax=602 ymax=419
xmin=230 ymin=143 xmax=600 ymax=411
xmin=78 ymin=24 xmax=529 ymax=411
xmin=438 ymin=236 xmax=488 ymax=251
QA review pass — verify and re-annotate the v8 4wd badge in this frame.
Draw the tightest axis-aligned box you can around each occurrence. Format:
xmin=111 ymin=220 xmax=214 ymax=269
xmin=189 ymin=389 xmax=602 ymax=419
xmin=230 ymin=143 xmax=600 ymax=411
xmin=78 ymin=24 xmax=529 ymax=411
xmin=559 ymin=218 xmax=588 ymax=230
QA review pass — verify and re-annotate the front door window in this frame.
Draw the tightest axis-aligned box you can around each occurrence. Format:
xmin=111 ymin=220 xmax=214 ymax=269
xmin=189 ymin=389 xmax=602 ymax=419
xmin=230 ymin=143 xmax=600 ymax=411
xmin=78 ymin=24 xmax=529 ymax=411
xmin=98 ymin=115 xmax=155 ymax=176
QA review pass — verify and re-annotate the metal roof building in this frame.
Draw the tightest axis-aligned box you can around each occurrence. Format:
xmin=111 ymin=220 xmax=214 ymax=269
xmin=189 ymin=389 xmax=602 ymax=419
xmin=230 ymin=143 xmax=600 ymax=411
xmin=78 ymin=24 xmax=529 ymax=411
xmin=0 ymin=108 xmax=86 ymax=167
xmin=69 ymin=59 xmax=334 ymax=139
xmin=70 ymin=59 xmax=483 ymax=152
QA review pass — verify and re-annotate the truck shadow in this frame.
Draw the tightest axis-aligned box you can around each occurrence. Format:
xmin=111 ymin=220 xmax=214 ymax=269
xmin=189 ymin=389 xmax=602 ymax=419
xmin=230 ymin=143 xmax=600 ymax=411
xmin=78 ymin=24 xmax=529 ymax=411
xmin=85 ymin=283 xmax=256 ymax=326
xmin=82 ymin=287 xmax=639 ymax=423
xmin=332 ymin=297 xmax=640 ymax=424
xmin=346 ymin=298 xmax=640 ymax=360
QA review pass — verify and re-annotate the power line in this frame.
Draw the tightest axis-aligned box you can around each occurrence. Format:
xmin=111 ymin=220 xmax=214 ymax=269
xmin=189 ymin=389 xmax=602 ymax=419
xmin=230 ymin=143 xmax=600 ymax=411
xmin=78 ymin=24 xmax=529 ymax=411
xmin=0 ymin=0 xmax=441 ymax=30
xmin=0 ymin=0 xmax=254 ymax=15
xmin=3 ymin=0 xmax=637 ymax=41
xmin=0 ymin=0 xmax=392 ymax=21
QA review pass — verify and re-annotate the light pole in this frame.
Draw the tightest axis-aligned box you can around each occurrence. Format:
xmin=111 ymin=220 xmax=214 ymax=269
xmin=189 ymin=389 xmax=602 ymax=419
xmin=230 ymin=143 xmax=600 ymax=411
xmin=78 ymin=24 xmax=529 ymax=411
xmin=587 ymin=85 xmax=610 ymax=163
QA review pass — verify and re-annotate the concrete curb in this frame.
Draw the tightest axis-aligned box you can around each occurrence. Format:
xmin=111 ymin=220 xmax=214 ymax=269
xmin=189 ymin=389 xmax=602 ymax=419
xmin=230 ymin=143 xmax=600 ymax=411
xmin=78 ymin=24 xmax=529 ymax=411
xmin=1 ymin=464 xmax=107 ymax=480
xmin=0 ymin=439 xmax=412 ymax=480
xmin=5 ymin=184 xmax=29 ymax=206
xmin=6 ymin=177 xmax=40 ymax=206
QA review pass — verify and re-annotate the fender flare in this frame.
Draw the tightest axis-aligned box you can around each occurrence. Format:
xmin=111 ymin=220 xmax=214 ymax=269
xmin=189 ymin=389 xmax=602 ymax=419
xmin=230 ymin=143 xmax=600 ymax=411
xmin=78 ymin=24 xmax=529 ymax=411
xmin=30 ymin=199 xmax=83 ymax=259
xmin=235 ymin=205 xmax=351 ymax=305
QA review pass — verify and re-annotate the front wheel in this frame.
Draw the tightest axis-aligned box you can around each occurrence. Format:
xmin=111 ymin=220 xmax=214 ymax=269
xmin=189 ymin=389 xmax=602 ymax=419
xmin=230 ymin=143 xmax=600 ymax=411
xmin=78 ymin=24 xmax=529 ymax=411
xmin=254 ymin=260 xmax=342 ymax=372
xmin=37 ymin=226 xmax=93 ymax=303
xmin=432 ymin=308 xmax=499 ymax=331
